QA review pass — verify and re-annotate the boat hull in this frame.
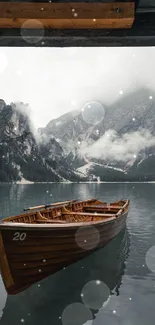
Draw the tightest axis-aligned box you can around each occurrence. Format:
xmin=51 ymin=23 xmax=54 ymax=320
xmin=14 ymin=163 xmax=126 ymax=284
xmin=0 ymin=210 xmax=128 ymax=295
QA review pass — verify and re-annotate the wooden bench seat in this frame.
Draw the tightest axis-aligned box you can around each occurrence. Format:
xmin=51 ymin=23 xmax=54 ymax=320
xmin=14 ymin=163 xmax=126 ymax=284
xmin=36 ymin=219 xmax=67 ymax=224
xmin=62 ymin=211 xmax=116 ymax=218
xmin=84 ymin=205 xmax=122 ymax=210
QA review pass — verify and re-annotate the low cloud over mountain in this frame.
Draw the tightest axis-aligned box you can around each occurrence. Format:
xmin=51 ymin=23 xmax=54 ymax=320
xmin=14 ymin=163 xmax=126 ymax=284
xmin=79 ymin=129 xmax=155 ymax=162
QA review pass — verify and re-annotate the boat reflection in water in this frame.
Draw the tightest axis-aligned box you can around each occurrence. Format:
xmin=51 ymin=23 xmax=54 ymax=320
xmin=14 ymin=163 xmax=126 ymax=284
xmin=0 ymin=227 xmax=130 ymax=325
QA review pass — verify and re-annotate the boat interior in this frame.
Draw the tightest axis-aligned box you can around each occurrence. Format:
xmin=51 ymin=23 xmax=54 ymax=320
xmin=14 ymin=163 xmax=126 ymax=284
xmin=2 ymin=199 xmax=130 ymax=225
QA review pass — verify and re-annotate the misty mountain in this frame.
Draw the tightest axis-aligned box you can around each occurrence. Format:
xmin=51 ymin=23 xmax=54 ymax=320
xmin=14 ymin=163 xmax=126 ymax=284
xmin=1 ymin=87 xmax=155 ymax=182
xmin=40 ymin=88 xmax=155 ymax=181
xmin=0 ymin=101 xmax=86 ymax=182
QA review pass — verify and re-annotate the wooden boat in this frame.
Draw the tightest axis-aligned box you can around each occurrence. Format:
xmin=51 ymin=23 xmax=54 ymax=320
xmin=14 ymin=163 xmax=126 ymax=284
xmin=0 ymin=198 xmax=130 ymax=295
xmin=2 ymin=229 xmax=129 ymax=325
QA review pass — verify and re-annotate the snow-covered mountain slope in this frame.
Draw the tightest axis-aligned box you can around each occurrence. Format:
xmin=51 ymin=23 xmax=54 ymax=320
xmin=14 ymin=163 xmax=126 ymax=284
xmin=40 ymin=87 xmax=155 ymax=181
xmin=41 ymin=87 xmax=155 ymax=143
xmin=39 ymin=109 xmax=96 ymax=156
xmin=76 ymin=162 xmax=127 ymax=181
xmin=0 ymin=101 xmax=86 ymax=182
xmin=1 ymin=87 xmax=155 ymax=182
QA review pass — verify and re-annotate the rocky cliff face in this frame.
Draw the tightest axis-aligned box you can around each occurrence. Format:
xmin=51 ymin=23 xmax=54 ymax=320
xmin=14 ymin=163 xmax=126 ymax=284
xmin=40 ymin=88 xmax=155 ymax=181
xmin=0 ymin=101 xmax=86 ymax=182
xmin=1 ymin=87 xmax=155 ymax=182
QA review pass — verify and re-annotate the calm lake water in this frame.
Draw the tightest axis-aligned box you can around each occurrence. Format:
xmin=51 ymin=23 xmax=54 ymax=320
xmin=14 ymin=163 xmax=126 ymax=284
xmin=0 ymin=183 xmax=155 ymax=325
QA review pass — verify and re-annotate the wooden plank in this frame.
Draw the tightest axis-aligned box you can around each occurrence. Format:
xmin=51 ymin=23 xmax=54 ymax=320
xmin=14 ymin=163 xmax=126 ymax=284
xmin=85 ymin=205 xmax=122 ymax=209
xmin=62 ymin=211 xmax=116 ymax=217
xmin=0 ymin=231 xmax=15 ymax=289
xmin=0 ymin=2 xmax=135 ymax=29
xmin=36 ymin=219 xmax=68 ymax=224
xmin=0 ymin=11 xmax=154 ymax=47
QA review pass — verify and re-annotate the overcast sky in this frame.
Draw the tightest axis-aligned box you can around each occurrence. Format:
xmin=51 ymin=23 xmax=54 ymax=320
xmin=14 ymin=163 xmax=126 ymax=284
xmin=0 ymin=47 xmax=155 ymax=128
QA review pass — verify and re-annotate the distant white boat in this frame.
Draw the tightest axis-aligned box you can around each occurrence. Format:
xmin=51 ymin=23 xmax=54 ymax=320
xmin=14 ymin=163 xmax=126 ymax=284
xmin=97 ymin=176 xmax=101 ymax=183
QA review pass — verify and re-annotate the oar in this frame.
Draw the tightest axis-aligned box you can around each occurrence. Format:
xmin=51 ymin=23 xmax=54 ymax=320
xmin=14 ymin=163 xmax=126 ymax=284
xmin=23 ymin=199 xmax=77 ymax=211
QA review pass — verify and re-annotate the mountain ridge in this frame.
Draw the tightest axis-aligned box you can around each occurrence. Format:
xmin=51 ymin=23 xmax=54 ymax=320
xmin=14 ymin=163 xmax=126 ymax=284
xmin=0 ymin=87 xmax=155 ymax=182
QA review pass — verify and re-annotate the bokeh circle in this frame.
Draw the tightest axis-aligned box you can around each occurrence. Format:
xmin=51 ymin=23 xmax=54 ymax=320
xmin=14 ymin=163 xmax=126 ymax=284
xmin=0 ymin=275 xmax=7 ymax=320
xmin=21 ymin=20 xmax=44 ymax=44
xmin=145 ymin=246 xmax=155 ymax=272
xmin=81 ymin=101 xmax=105 ymax=125
xmin=81 ymin=280 xmax=110 ymax=310
xmin=61 ymin=302 xmax=93 ymax=325
xmin=75 ymin=226 xmax=100 ymax=251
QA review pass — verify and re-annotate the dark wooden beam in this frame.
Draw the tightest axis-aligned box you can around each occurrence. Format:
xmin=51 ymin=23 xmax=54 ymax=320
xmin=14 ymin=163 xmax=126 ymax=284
xmin=0 ymin=2 xmax=135 ymax=29
xmin=0 ymin=2 xmax=155 ymax=47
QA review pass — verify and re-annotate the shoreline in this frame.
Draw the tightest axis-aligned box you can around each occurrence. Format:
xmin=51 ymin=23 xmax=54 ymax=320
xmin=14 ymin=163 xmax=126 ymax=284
xmin=0 ymin=181 xmax=155 ymax=185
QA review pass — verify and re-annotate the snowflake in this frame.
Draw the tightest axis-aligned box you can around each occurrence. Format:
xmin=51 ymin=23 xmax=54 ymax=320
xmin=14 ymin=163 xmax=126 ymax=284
xmin=96 ymin=280 xmax=101 ymax=285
